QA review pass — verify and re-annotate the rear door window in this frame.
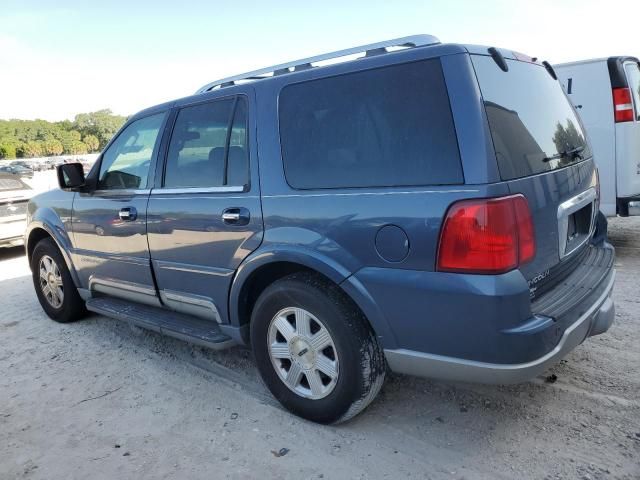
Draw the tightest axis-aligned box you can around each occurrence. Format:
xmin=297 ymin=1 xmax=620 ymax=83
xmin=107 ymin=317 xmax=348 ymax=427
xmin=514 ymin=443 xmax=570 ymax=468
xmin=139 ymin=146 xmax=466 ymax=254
xmin=279 ymin=59 xmax=463 ymax=189
xmin=164 ymin=97 xmax=249 ymax=189
xmin=624 ymin=62 xmax=640 ymax=120
xmin=472 ymin=55 xmax=591 ymax=181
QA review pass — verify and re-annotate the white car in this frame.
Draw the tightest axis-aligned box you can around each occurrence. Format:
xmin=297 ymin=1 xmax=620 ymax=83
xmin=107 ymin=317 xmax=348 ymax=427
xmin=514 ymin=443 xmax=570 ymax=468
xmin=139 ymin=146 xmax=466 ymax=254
xmin=0 ymin=173 xmax=33 ymax=247
xmin=555 ymin=56 xmax=640 ymax=217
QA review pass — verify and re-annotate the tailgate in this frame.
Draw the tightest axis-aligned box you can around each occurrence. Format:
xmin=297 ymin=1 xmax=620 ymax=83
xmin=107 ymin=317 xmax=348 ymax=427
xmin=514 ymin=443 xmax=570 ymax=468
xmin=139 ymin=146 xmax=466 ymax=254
xmin=471 ymin=53 xmax=598 ymax=297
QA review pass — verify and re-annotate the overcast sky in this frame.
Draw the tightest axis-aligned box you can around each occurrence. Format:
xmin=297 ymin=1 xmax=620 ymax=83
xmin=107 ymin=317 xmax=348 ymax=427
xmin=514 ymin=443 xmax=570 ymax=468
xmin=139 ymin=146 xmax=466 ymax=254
xmin=1 ymin=0 xmax=637 ymax=121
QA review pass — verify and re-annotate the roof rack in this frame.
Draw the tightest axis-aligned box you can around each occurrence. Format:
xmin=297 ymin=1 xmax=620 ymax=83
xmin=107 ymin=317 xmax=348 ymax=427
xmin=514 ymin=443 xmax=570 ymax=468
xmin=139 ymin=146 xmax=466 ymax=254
xmin=195 ymin=34 xmax=440 ymax=94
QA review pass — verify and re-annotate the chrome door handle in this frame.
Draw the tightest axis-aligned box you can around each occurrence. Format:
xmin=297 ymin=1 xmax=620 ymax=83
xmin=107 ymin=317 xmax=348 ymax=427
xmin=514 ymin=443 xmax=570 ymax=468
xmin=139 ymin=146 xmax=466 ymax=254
xmin=119 ymin=207 xmax=137 ymax=221
xmin=222 ymin=212 xmax=241 ymax=222
xmin=222 ymin=207 xmax=250 ymax=226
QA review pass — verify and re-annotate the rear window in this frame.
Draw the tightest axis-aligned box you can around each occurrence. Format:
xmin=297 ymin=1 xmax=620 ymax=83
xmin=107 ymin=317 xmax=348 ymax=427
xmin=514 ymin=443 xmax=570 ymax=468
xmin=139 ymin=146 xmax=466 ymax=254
xmin=279 ymin=59 xmax=463 ymax=189
xmin=624 ymin=62 xmax=640 ymax=120
xmin=472 ymin=55 xmax=591 ymax=181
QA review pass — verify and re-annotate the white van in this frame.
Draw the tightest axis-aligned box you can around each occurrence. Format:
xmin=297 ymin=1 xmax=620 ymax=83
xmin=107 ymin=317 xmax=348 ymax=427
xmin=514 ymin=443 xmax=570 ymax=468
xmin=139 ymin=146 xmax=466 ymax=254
xmin=555 ymin=56 xmax=640 ymax=217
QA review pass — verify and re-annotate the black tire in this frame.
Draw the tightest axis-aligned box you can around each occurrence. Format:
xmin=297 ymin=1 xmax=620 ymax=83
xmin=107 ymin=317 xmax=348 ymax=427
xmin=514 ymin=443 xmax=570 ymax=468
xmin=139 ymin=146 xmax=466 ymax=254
xmin=250 ymin=272 xmax=386 ymax=424
xmin=31 ymin=237 xmax=87 ymax=323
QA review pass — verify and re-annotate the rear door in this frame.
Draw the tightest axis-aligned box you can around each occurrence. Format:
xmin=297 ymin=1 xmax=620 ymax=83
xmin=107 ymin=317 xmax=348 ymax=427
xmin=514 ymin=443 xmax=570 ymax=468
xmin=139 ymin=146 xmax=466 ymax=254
xmin=471 ymin=54 xmax=597 ymax=297
xmin=146 ymin=92 xmax=262 ymax=324
xmin=616 ymin=60 xmax=640 ymax=198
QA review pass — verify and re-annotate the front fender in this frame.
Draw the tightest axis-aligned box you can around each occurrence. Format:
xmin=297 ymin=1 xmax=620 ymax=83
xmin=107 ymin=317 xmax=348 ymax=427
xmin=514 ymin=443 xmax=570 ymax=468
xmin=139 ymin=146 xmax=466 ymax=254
xmin=26 ymin=193 xmax=79 ymax=287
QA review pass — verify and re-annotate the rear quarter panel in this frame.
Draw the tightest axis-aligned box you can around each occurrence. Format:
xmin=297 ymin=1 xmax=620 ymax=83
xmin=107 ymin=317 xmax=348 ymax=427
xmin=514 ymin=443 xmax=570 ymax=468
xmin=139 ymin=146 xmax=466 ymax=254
xmin=243 ymin=47 xmax=516 ymax=347
xmin=252 ymin=47 xmax=503 ymax=274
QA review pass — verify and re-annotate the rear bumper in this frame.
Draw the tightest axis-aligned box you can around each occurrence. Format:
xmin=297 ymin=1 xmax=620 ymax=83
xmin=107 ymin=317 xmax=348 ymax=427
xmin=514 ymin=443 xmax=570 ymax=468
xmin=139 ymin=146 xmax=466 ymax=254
xmin=384 ymin=268 xmax=615 ymax=384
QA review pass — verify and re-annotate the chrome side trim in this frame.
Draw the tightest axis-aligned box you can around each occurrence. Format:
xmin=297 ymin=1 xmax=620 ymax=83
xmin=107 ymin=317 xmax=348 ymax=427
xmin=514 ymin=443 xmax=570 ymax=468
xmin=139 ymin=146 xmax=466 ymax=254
xmin=72 ymin=249 xmax=149 ymax=266
xmin=557 ymin=187 xmax=597 ymax=258
xmin=385 ymin=270 xmax=615 ymax=384
xmin=91 ymin=189 xmax=151 ymax=196
xmin=159 ymin=289 xmax=222 ymax=323
xmin=153 ymin=260 xmax=233 ymax=277
xmin=88 ymin=276 xmax=161 ymax=307
xmin=151 ymin=186 xmax=245 ymax=195
xmin=262 ymin=189 xmax=479 ymax=199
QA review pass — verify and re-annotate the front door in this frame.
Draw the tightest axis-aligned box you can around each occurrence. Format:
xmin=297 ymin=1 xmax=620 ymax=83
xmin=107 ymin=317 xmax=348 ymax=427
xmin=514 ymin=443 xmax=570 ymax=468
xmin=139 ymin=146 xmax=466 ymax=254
xmin=146 ymin=94 xmax=263 ymax=323
xmin=71 ymin=112 xmax=167 ymax=305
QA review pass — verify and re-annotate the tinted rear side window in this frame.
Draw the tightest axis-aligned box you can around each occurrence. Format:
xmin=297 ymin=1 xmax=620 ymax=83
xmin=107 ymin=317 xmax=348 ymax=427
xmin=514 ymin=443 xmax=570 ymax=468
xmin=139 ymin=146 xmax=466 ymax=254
xmin=164 ymin=97 xmax=249 ymax=188
xmin=472 ymin=55 xmax=591 ymax=181
xmin=279 ymin=59 xmax=463 ymax=189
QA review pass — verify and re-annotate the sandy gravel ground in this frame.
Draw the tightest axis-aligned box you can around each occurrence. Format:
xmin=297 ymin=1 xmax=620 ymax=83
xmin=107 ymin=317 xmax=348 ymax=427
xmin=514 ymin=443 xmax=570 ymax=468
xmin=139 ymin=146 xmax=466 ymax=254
xmin=0 ymin=218 xmax=638 ymax=479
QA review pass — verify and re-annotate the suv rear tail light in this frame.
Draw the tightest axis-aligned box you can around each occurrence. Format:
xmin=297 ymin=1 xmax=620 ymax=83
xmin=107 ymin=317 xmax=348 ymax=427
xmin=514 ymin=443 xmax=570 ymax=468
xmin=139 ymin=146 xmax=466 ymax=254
xmin=613 ymin=87 xmax=634 ymax=122
xmin=437 ymin=195 xmax=535 ymax=274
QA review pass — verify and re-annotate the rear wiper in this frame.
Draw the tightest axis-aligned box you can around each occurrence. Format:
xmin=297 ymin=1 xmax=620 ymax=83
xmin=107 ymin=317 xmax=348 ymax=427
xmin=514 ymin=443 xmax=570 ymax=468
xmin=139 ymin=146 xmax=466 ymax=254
xmin=542 ymin=146 xmax=585 ymax=163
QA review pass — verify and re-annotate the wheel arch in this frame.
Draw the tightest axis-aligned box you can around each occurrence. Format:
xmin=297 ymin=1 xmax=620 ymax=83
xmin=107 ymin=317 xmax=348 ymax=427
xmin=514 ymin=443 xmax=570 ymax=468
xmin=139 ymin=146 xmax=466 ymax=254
xmin=26 ymin=217 xmax=80 ymax=288
xmin=228 ymin=247 xmax=396 ymax=348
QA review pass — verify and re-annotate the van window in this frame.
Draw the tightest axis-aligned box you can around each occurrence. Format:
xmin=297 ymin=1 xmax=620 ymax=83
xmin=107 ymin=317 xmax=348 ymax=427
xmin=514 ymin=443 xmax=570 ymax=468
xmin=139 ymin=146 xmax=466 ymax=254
xmin=624 ymin=62 xmax=640 ymax=121
xmin=472 ymin=55 xmax=591 ymax=181
xmin=279 ymin=59 xmax=463 ymax=189
xmin=164 ymin=97 xmax=249 ymax=188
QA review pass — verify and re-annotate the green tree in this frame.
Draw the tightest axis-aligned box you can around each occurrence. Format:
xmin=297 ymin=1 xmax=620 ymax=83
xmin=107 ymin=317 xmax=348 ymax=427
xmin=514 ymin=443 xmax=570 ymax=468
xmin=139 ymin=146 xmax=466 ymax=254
xmin=68 ymin=140 xmax=88 ymax=155
xmin=17 ymin=141 xmax=43 ymax=158
xmin=74 ymin=109 xmax=126 ymax=149
xmin=0 ymin=110 xmax=126 ymax=158
xmin=43 ymin=139 xmax=64 ymax=156
xmin=82 ymin=134 xmax=100 ymax=152
xmin=0 ymin=142 xmax=17 ymax=159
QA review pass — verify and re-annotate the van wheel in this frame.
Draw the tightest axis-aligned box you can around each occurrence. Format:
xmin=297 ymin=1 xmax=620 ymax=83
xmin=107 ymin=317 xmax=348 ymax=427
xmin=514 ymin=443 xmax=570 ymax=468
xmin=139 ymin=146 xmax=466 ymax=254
xmin=31 ymin=238 xmax=87 ymax=323
xmin=250 ymin=272 xmax=386 ymax=424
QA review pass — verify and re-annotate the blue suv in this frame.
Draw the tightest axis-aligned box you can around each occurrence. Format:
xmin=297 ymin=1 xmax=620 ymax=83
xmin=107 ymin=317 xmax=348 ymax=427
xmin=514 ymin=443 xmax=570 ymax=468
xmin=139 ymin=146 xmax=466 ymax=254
xmin=26 ymin=35 xmax=616 ymax=423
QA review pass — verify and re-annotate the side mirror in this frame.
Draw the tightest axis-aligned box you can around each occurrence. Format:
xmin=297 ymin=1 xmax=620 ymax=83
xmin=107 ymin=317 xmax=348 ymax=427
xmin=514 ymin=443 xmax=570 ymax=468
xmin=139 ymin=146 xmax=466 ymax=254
xmin=57 ymin=163 xmax=86 ymax=190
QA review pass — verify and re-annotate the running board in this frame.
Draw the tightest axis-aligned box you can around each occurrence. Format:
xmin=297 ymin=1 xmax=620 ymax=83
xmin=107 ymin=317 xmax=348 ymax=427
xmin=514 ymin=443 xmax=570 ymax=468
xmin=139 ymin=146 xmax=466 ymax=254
xmin=86 ymin=297 xmax=236 ymax=350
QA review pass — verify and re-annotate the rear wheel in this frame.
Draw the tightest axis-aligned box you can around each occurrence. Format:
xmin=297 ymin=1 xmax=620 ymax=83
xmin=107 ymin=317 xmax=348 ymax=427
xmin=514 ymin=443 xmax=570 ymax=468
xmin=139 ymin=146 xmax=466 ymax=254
xmin=250 ymin=272 xmax=385 ymax=424
xmin=31 ymin=238 xmax=87 ymax=323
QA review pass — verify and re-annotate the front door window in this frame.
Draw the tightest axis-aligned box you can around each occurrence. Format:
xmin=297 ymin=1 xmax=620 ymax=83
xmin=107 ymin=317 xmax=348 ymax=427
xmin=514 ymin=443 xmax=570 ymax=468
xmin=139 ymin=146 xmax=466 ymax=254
xmin=98 ymin=113 xmax=165 ymax=190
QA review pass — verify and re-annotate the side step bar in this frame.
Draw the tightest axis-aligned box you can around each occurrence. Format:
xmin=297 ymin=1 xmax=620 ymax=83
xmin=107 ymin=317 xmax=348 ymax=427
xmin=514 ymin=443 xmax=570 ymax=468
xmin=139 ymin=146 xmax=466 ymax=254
xmin=86 ymin=297 xmax=236 ymax=351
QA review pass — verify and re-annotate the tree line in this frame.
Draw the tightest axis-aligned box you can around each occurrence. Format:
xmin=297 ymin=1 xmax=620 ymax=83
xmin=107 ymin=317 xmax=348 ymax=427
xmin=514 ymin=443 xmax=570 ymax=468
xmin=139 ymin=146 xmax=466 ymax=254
xmin=0 ymin=109 xmax=127 ymax=159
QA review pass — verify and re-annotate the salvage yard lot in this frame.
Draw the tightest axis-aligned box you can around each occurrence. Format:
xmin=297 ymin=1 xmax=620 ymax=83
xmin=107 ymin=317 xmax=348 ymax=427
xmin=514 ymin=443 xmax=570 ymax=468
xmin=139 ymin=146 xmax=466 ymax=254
xmin=1 ymin=218 xmax=639 ymax=479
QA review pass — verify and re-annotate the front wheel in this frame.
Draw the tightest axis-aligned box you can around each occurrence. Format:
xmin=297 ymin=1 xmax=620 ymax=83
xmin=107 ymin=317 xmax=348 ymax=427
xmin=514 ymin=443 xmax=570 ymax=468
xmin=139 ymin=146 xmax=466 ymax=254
xmin=31 ymin=238 xmax=87 ymax=323
xmin=250 ymin=272 xmax=386 ymax=424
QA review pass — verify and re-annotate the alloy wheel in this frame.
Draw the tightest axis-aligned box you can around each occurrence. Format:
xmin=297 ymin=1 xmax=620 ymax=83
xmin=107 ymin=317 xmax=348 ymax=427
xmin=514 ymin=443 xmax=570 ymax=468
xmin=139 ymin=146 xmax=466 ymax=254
xmin=267 ymin=307 xmax=339 ymax=400
xmin=39 ymin=255 xmax=64 ymax=308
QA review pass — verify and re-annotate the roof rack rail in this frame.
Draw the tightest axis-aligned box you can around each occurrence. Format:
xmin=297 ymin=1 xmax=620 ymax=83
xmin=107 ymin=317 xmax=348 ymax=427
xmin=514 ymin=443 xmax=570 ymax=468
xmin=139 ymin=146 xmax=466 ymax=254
xmin=195 ymin=34 xmax=440 ymax=94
